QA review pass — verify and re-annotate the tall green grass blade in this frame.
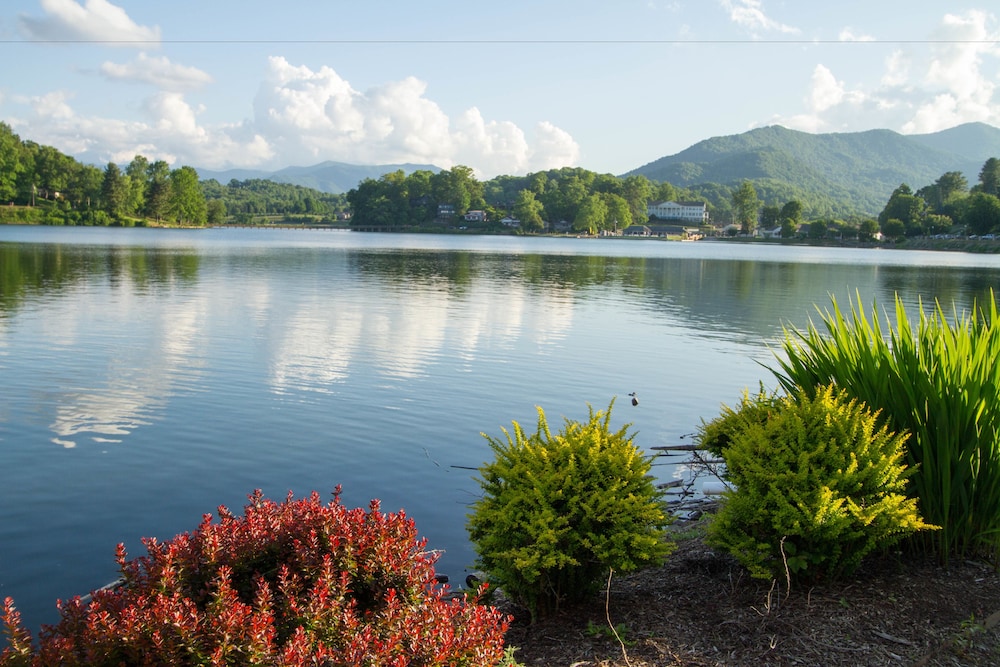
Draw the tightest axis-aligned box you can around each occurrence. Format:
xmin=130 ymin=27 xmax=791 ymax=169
xmin=768 ymin=291 xmax=1000 ymax=563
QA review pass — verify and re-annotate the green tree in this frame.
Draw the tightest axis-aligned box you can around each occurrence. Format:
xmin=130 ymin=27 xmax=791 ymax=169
xmin=145 ymin=160 xmax=171 ymax=221
xmin=512 ymin=189 xmax=544 ymax=232
xmin=33 ymin=144 xmax=71 ymax=201
xmin=732 ymin=180 xmax=760 ymax=235
xmin=963 ymin=192 xmax=1000 ymax=236
xmin=621 ymin=174 xmax=652 ymax=226
xmin=573 ymin=193 xmax=608 ymax=234
xmin=760 ymin=205 xmax=781 ymax=228
xmin=592 ymin=173 xmax=622 ymax=196
xmin=544 ymin=174 xmax=589 ymax=224
xmin=935 ymin=171 xmax=967 ymax=207
xmin=168 ymin=166 xmax=207 ymax=225
xmin=347 ymin=177 xmax=386 ymax=226
xmin=858 ymin=218 xmax=880 ymax=241
xmin=66 ymin=163 xmax=103 ymax=210
xmin=780 ymin=218 xmax=798 ymax=239
xmin=347 ymin=175 xmax=407 ymax=227
xmin=0 ymin=122 xmax=24 ymax=203
xmin=206 ymin=199 xmax=227 ymax=225
xmin=100 ymin=162 xmax=128 ymax=219
xmin=978 ymin=157 xmax=1000 ymax=196
xmin=878 ymin=184 xmax=925 ymax=231
xmin=653 ymin=181 xmax=679 ymax=204
xmin=916 ymin=172 xmax=967 ymax=216
xmin=882 ymin=218 xmax=906 ymax=240
xmin=779 ymin=200 xmax=803 ymax=225
xmin=924 ymin=213 xmax=953 ymax=236
xmin=124 ymin=155 xmax=149 ymax=216
xmin=601 ymin=192 xmax=632 ymax=232
xmin=379 ymin=170 xmax=413 ymax=224
xmin=432 ymin=165 xmax=482 ymax=216
xmin=16 ymin=142 xmax=37 ymax=205
xmin=527 ymin=171 xmax=547 ymax=195
xmin=808 ymin=218 xmax=828 ymax=239
xmin=405 ymin=169 xmax=435 ymax=223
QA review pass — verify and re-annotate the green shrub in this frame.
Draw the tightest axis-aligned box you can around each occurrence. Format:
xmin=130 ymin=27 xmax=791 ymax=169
xmin=467 ymin=401 xmax=673 ymax=620
xmin=771 ymin=293 xmax=1000 ymax=561
xmin=706 ymin=385 xmax=935 ymax=583
xmin=697 ymin=383 xmax=782 ymax=460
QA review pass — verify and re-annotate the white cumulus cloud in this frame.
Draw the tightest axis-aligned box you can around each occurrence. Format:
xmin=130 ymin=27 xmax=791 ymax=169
xmin=19 ymin=0 xmax=160 ymax=46
xmin=720 ymin=0 xmax=799 ymax=36
xmin=903 ymin=10 xmax=1000 ymax=133
xmin=767 ymin=10 xmax=1000 ymax=137
xmin=8 ymin=87 xmax=273 ymax=171
xmin=838 ymin=28 xmax=875 ymax=42
xmin=250 ymin=56 xmax=579 ymax=177
xmin=881 ymin=50 xmax=911 ymax=88
xmin=808 ymin=65 xmax=846 ymax=113
xmin=100 ymin=53 xmax=213 ymax=91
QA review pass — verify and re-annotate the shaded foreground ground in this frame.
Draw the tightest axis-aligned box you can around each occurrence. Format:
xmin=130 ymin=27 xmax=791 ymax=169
xmin=499 ymin=532 xmax=1000 ymax=666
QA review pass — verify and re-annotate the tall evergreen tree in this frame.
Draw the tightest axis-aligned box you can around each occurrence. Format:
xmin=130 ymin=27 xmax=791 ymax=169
xmin=145 ymin=160 xmax=171 ymax=221
xmin=979 ymin=158 xmax=1000 ymax=196
xmin=101 ymin=162 xmax=128 ymax=219
xmin=732 ymin=180 xmax=760 ymax=235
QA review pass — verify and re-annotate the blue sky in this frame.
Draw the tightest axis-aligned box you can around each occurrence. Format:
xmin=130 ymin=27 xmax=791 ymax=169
xmin=1 ymin=1 xmax=998 ymax=179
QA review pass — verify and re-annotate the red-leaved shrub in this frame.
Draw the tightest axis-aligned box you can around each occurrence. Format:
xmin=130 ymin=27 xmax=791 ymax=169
xmin=1 ymin=488 xmax=509 ymax=666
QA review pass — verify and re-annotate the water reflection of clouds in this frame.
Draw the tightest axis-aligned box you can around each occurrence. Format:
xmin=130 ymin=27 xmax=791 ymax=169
xmin=532 ymin=289 xmax=574 ymax=348
xmin=453 ymin=283 xmax=525 ymax=363
xmin=50 ymin=386 xmax=157 ymax=448
xmin=266 ymin=278 xmax=576 ymax=392
xmin=270 ymin=307 xmax=364 ymax=393
xmin=370 ymin=288 xmax=450 ymax=379
xmin=47 ymin=284 xmax=207 ymax=448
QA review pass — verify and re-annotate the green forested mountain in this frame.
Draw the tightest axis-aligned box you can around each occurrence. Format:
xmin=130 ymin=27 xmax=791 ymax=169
xmin=909 ymin=123 xmax=1000 ymax=164
xmin=625 ymin=123 xmax=1000 ymax=217
xmin=196 ymin=161 xmax=441 ymax=195
xmin=200 ymin=178 xmax=348 ymax=222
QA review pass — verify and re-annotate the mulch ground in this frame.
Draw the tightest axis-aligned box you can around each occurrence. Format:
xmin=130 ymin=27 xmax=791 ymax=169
xmin=498 ymin=533 xmax=1000 ymax=666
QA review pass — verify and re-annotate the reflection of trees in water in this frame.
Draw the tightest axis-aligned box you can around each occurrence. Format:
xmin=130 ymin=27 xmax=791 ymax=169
xmin=7 ymin=242 xmax=998 ymax=344
xmin=0 ymin=243 xmax=201 ymax=312
xmin=347 ymin=249 xmax=1000 ymax=342
xmin=352 ymin=250 xmax=655 ymax=292
xmin=876 ymin=265 xmax=1000 ymax=314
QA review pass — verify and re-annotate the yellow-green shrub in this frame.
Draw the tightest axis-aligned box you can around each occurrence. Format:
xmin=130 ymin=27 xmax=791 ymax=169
xmin=771 ymin=293 xmax=1000 ymax=561
xmin=467 ymin=402 xmax=673 ymax=620
xmin=706 ymin=386 xmax=935 ymax=582
xmin=697 ymin=383 xmax=782 ymax=460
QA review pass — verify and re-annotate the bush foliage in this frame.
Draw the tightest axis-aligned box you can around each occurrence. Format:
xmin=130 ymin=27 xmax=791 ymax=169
xmin=771 ymin=293 xmax=1000 ymax=561
xmin=467 ymin=401 xmax=673 ymax=620
xmin=705 ymin=386 xmax=935 ymax=582
xmin=1 ymin=489 xmax=509 ymax=667
xmin=697 ymin=383 xmax=783 ymax=460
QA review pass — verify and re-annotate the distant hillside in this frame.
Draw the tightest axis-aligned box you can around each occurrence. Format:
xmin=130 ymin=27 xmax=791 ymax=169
xmin=908 ymin=122 xmax=1000 ymax=165
xmin=196 ymin=161 xmax=442 ymax=194
xmin=624 ymin=123 xmax=1000 ymax=217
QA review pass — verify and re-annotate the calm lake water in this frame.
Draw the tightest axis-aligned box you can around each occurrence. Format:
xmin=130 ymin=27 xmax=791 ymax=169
xmin=3 ymin=225 xmax=1000 ymax=634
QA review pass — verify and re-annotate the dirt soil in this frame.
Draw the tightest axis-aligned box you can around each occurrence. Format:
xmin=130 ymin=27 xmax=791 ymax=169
xmin=498 ymin=533 xmax=1000 ymax=666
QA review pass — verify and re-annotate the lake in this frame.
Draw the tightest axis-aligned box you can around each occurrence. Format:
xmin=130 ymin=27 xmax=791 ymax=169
xmin=2 ymin=226 xmax=1000 ymax=634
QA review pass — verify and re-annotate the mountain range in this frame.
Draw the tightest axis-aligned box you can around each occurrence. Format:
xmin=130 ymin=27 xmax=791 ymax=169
xmin=625 ymin=122 xmax=1000 ymax=217
xmin=196 ymin=122 xmax=1000 ymax=218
